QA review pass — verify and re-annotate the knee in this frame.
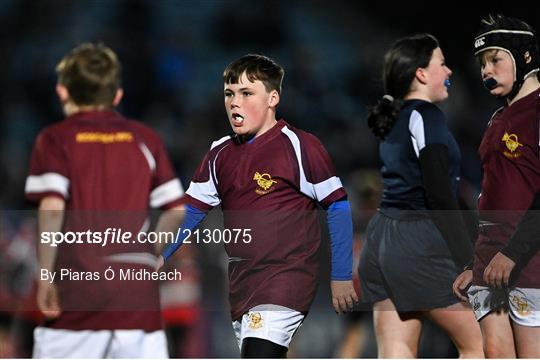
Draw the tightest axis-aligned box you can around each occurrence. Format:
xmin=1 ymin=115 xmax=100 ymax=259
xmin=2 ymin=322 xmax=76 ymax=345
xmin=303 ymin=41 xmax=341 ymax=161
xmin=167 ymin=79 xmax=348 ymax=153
xmin=483 ymin=339 xmax=514 ymax=358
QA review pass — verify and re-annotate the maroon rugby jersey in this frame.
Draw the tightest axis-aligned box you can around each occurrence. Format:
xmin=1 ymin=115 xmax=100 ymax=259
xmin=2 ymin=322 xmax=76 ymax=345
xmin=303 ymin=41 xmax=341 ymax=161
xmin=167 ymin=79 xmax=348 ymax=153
xmin=475 ymin=89 xmax=540 ymax=287
xmin=25 ymin=110 xmax=184 ymax=330
xmin=185 ymin=120 xmax=346 ymax=320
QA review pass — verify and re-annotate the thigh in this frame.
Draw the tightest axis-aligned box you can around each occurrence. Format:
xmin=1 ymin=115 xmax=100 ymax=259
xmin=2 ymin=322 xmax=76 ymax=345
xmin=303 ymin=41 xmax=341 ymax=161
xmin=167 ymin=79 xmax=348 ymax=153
xmin=427 ymin=302 xmax=483 ymax=357
xmin=234 ymin=305 xmax=304 ymax=350
xmin=33 ymin=327 xmax=111 ymax=358
xmin=512 ymin=323 xmax=540 ymax=358
xmin=241 ymin=337 xmax=287 ymax=358
xmin=467 ymin=284 xmax=516 ymax=357
xmin=373 ymin=299 xmax=422 ymax=358
xmin=479 ymin=311 xmax=516 ymax=358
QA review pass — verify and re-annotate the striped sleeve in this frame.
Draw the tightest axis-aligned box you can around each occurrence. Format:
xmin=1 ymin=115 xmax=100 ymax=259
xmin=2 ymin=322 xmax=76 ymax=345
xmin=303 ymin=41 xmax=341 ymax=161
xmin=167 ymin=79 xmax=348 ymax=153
xmin=281 ymin=127 xmax=346 ymax=207
xmin=25 ymin=130 xmax=70 ymax=202
xmin=147 ymin=135 xmax=185 ymax=209
xmin=185 ymin=137 xmax=230 ymax=211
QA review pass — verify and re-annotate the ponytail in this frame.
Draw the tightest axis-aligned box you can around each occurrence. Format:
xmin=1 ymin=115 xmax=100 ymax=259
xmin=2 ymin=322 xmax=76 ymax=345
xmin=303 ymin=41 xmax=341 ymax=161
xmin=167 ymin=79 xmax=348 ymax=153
xmin=367 ymin=95 xmax=403 ymax=140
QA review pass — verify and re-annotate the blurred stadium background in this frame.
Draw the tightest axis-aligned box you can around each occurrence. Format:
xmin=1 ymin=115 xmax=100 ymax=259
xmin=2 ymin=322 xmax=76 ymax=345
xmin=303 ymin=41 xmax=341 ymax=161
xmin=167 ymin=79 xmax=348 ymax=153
xmin=0 ymin=0 xmax=537 ymax=357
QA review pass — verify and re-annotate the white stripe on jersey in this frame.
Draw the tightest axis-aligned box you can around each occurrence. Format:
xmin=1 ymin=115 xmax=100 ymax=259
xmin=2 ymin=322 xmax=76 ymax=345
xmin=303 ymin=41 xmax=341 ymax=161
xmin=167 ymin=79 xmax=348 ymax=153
xmin=185 ymin=138 xmax=230 ymax=207
xmin=313 ymin=176 xmax=343 ymax=201
xmin=150 ymin=178 xmax=184 ymax=208
xmin=186 ymin=163 xmax=221 ymax=207
xmin=25 ymin=172 xmax=70 ymax=199
xmin=138 ymin=142 xmax=156 ymax=172
xmin=211 ymin=135 xmax=232 ymax=150
xmin=409 ymin=109 xmax=426 ymax=158
xmin=281 ymin=127 xmax=342 ymax=201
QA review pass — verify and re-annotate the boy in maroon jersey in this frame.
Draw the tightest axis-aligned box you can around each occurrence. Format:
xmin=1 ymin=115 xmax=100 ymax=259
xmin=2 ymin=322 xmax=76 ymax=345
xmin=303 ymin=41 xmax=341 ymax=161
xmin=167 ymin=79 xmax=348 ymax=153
xmin=453 ymin=14 xmax=540 ymax=357
xmin=25 ymin=43 xmax=185 ymax=357
xmin=158 ymin=54 xmax=358 ymax=358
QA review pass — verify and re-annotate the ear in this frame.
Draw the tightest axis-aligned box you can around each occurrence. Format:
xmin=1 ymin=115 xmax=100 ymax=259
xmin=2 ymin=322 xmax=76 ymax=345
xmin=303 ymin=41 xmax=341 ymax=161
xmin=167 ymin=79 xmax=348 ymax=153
xmin=268 ymin=90 xmax=280 ymax=108
xmin=415 ymin=67 xmax=429 ymax=85
xmin=56 ymin=84 xmax=70 ymax=103
xmin=112 ymin=89 xmax=124 ymax=106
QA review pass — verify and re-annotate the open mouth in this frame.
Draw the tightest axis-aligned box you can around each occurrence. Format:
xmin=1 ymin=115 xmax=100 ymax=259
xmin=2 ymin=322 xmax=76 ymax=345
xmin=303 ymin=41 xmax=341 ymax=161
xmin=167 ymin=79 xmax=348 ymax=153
xmin=232 ymin=113 xmax=244 ymax=125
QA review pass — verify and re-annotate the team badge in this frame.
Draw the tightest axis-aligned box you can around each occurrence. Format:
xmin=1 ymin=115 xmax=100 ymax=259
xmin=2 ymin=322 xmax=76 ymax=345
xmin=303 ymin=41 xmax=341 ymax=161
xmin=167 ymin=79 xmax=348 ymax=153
xmin=247 ymin=312 xmax=263 ymax=329
xmin=253 ymin=172 xmax=277 ymax=195
xmin=501 ymin=132 xmax=523 ymax=158
xmin=511 ymin=295 xmax=530 ymax=316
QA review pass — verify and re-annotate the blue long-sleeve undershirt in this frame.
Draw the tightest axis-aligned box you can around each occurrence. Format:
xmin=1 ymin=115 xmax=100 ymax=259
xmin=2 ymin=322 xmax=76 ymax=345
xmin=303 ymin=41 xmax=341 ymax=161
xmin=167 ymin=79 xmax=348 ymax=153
xmin=327 ymin=200 xmax=353 ymax=280
xmin=161 ymin=204 xmax=207 ymax=261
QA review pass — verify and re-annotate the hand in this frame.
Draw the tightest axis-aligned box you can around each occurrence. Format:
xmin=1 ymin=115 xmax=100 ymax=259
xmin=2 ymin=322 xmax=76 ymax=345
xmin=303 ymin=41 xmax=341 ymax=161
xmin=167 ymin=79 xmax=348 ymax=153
xmin=330 ymin=280 xmax=359 ymax=314
xmin=37 ymin=282 xmax=61 ymax=319
xmin=483 ymin=252 xmax=515 ymax=288
xmin=452 ymin=270 xmax=472 ymax=302
xmin=155 ymin=255 xmax=164 ymax=272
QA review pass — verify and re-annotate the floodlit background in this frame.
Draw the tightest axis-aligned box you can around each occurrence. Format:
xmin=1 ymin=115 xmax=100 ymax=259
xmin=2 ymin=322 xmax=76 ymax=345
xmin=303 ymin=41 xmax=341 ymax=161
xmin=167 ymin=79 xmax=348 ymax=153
xmin=1 ymin=0 xmax=536 ymax=357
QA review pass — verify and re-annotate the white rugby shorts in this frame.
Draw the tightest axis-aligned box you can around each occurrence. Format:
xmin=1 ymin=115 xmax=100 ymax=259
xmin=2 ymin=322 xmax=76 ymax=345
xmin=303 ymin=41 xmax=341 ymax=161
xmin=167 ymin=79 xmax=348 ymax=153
xmin=33 ymin=327 xmax=168 ymax=358
xmin=468 ymin=285 xmax=540 ymax=326
xmin=232 ymin=304 xmax=304 ymax=349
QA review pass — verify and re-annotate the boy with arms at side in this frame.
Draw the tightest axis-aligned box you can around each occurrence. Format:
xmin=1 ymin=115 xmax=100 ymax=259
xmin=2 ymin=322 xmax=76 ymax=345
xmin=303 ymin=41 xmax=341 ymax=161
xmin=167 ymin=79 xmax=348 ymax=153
xmin=453 ymin=14 xmax=540 ymax=358
xmin=26 ymin=43 xmax=185 ymax=358
xmin=158 ymin=54 xmax=358 ymax=358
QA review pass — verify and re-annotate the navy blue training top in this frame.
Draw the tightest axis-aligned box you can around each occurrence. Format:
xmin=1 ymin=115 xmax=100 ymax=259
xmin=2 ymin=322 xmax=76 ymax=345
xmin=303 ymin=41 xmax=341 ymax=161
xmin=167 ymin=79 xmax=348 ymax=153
xmin=379 ymin=99 xmax=461 ymax=213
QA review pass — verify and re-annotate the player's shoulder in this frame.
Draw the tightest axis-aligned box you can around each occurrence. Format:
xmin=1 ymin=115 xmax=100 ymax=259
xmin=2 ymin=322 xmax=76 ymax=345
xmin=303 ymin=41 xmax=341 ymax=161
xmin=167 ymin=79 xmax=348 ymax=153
xmin=209 ymin=134 xmax=233 ymax=150
xmin=120 ymin=117 xmax=171 ymax=148
xmin=34 ymin=118 xmax=72 ymax=143
xmin=279 ymin=121 xmax=323 ymax=147
xmin=200 ymin=134 xmax=234 ymax=160
xmin=489 ymin=106 xmax=505 ymax=122
xmin=412 ymin=100 xmax=445 ymax=121
xmin=407 ymin=101 xmax=447 ymax=134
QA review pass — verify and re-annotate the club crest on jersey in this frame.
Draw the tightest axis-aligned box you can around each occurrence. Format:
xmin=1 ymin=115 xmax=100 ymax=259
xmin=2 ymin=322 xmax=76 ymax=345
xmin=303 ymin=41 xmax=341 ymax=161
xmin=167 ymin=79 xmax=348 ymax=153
xmin=253 ymin=172 xmax=277 ymax=195
xmin=511 ymin=295 xmax=530 ymax=316
xmin=247 ymin=312 xmax=263 ymax=329
xmin=502 ymin=132 xmax=523 ymax=158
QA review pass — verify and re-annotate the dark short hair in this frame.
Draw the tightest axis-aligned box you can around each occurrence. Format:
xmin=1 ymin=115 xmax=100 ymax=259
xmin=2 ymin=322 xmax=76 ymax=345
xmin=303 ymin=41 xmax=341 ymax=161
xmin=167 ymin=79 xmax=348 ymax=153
xmin=56 ymin=42 xmax=121 ymax=107
xmin=223 ymin=54 xmax=284 ymax=94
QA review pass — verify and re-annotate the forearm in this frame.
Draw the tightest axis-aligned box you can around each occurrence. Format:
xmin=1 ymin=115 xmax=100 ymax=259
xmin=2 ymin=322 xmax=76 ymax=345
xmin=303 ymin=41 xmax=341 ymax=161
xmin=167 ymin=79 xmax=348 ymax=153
xmin=38 ymin=197 xmax=65 ymax=272
xmin=326 ymin=199 xmax=353 ymax=280
xmin=161 ymin=204 xmax=207 ymax=261
xmin=153 ymin=205 xmax=185 ymax=253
